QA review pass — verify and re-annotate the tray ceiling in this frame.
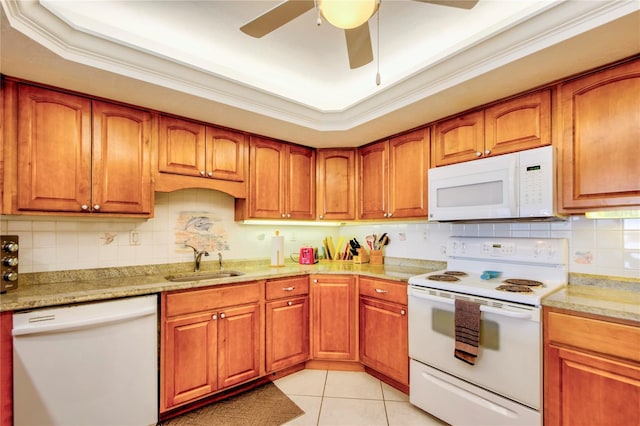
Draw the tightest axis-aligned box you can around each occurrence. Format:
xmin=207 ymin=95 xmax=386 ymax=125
xmin=1 ymin=0 xmax=639 ymax=147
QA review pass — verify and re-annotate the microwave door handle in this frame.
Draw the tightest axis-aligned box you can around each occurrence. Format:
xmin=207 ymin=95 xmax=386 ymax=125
xmin=410 ymin=289 xmax=533 ymax=319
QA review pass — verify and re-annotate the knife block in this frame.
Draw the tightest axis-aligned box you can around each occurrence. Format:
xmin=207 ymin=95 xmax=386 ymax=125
xmin=353 ymin=248 xmax=370 ymax=264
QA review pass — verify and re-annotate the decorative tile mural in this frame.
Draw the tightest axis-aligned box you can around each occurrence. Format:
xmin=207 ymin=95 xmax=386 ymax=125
xmin=174 ymin=211 xmax=230 ymax=253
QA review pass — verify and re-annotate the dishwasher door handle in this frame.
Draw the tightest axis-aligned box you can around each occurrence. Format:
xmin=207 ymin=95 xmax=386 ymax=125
xmin=12 ymin=305 xmax=157 ymax=336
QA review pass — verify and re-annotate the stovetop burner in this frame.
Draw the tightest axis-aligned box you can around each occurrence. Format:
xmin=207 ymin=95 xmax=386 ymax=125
xmin=443 ymin=271 xmax=467 ymax=276
xmin=495 ymin=284 xmax=534 ymax=293
xmin=428 ymin=274 xmax=461 ymax=282
xmin=502 ymin=279 xmax=544 ymax=287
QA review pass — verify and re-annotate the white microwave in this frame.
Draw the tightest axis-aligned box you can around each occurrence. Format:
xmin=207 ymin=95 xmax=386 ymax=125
xmin=428 ymin=146 xmax=562 ymax=222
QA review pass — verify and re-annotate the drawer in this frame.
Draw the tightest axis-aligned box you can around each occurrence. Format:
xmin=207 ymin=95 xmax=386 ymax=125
xmin=359 ymin=277 xmax=407 ymax=305
xmin=266 ymin=276 xmax=309 ymax=300
xmin=547 ymin=311 xmax=640 ymax=363
xmin=165 ymin=281 xmax=260 ymax=317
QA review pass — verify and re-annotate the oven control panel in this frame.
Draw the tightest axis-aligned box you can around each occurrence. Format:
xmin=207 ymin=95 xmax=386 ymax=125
xmin=446 ymin=237 xmax=567 ymax=264
xmin=1 ymin=235 xmax=19 ymax=293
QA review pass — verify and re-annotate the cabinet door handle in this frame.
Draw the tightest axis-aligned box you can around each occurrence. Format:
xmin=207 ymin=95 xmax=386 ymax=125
xmin=283 ymin=286 xmax=295 ymax=291
xmin=375 ymin=288 xmax=388 ymax=294
xmin=400 ymin=309 xmax=406 ymax=316
xmin=219 ymin=313 xmax=226 ymax=319
xmin=476 ymin=151 xmax=482 ymax=157
xmin=81 ymin=204 xmax=89 ymax=211
xmin=212 ymin=314 xmax=217 ymax=320
xmin=287 ymin=301 xmax=293 ymax=306
xmin=319 ymin=215 xmax=324 ymax=219
xmin=387 ymin=212 xmax=392 ymax=218
xmin=93 ymin=204 xmax=101 ymax=211
xmin=383 ymin=213 xmax=388 ymax=217
xmin=313 ymin=279 xmax=318 ymax=283
xmin=200 ymin=170 xmax=206 ymax=176
xmin=485 ymin=149 xmax=491 ymax=155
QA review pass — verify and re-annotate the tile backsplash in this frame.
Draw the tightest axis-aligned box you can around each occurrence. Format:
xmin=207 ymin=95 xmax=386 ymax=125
xmin=2 ymin=189 xmax=639 ymax=280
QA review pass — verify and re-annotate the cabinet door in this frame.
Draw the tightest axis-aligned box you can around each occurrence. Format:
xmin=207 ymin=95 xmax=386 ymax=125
xmin=358 ymin=141 xmax=388 ymax=220
xmin=484 ymin=90 xmax=551 ymax=156
xmin=217 ymin=303 xmax=261 ymax=389
xmin=205 ymin=126 xmax=247 ymax=182
xmin=248 ymin=137 xmax=285 ymax=218
xmin=91 ymin=100 xmax=152 ymax=214
xmin=432 ymin=110 xmax=484 ymax=166
xmin=359 ymin=297 xmax=408 ymax=385
xmin=265 ymin=296 xmax=310 ymax=372
xmin=388 ymin=128 xmax=429 ymax=218
xmin=157 ymin=115 xmax=206 ymax=178
xmin=0 ymin=312 xmax=12 ymax=426
xmin=17 ymin=85 xmax=92 ymax=212
xmin=310 ymin=275 xmax=356 ymax=360
xmin=163 ymin=312 xmax=218 ymax=410
xmin=559 ymin=59 xmax=640 ymax=212
xmin=286 ymin=144 xmax=316 ymax=219
xmin=316 ymin=149 xmax=357 ymax=220
xmin=545 ymin=345 xmax=640 ymax=426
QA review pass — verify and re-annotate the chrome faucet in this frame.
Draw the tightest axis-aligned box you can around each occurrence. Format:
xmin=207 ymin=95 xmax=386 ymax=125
xmin=185 ymin=244 xmax=209 ymax=272
xmin=218 ymin=252 xmax=224 ymax=272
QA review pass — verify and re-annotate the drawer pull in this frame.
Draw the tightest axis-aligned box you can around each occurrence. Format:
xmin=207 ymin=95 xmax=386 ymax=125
xmin=375 ymin=288 xmax=388 ymax=294
xmin=283 ymin=286 xmax=295 ymax=291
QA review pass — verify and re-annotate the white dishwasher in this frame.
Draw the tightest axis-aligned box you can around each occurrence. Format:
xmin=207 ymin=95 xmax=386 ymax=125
xmin=13 ymin=295 xmax=158 ymax=426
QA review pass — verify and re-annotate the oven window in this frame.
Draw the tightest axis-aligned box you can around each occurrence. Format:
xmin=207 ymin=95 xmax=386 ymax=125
xmin=432 ymin=308 xmax=500 ymax=350
xmin=436 ymin=180 xmax=503 ymax=207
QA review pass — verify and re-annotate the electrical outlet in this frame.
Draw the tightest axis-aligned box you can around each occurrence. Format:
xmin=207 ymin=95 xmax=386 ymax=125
xmin=129 ymin=230 xmax=140 ymax=246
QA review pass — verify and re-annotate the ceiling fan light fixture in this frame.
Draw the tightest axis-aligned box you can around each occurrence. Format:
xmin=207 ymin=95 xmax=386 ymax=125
xmin=319 ymin=0 xmax=379 ymax=30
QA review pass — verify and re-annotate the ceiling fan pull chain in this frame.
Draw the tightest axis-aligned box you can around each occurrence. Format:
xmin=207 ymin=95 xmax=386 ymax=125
xmin=315 ymin=0 xmax=322 ymax=26
xmin=376 ymin=1 xmax=381 ymax=86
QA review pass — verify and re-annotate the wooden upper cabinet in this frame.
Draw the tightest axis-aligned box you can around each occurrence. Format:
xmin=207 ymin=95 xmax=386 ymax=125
xmin=389 ymin=128 xmax=430 ymax=218
xmin=432 ymin=90 xmax=551 ymax=167
xmin=485 ymin=89 xmax=551 ymax=156
xmin=237 ymin=137 xmax=315 ymax=220
xmin=14 ymin=84 xmax=151 ymax=215
xmin=91 ymin=100 xmax=152 ymax=214
xmin=156 ymin=115 xmax=248 ymax=197
xmin=157 ymin=115 xmax=206 ymax=178
xmin=206 ymin=127 xmax=246 ymax=182
xmin=286 ymin=144 xmax=316 ymax=220
xmin=16 ymin=84 xmax=92 ymax=212
xmin=359 ymin=127 xmax=429 ymax=220
xmin=432 ymin=110 xmax=484 ymax=167
xmin=559 ymin=59 xmax=640 ymax=212
xmin=316 ymin=148 xmax=356 ymax=221
xmin=358 ymin=141 xmax=389 ymax=220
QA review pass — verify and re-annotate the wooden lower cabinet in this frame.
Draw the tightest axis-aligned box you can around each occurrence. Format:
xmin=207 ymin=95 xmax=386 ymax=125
xmin=265 ymin=276 xmax=310 ymax=372
xmin=359 ymin=278 xmax=408 ymax=388
xmin=310 ymin=275 xmax=357 ymax=361
xmin=0 ymin=312 xmax=12 ymax=426
xmin=160 ymin=282 xmax=262 ymax=413
xmin=544 ymin=308 xmax=640 ymax=425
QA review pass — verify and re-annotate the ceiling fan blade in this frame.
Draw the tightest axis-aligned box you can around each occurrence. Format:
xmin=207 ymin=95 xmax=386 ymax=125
xmin=240 ymin=0 xmax=315 ymax=38
xmin=413 ymin=0 xmax=479 ymax=9
xmin=345 ymin=24 xmax=373 ymax=69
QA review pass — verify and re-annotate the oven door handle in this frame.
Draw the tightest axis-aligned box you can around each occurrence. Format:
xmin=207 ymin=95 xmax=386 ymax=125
xmin=409 ymin=290 xmax=534 ymax=319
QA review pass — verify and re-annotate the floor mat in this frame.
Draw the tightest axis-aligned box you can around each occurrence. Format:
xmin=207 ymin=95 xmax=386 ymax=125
xmin=160 ymin=382 xmax=305 ymax=426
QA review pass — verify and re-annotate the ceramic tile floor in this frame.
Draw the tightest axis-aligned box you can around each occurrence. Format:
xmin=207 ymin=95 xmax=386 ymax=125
xmin=273 ymin=369 xmax=449 ymax=426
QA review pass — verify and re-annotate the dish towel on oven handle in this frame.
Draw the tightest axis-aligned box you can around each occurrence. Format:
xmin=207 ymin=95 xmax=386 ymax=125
xmin=454 ymin=298 xmax=481 ymax=365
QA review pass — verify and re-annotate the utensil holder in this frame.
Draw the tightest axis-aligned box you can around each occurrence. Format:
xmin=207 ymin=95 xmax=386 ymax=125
xmin=353 ymin=248 xmax=369 ymax=264
xmin=369 ymin=250 xmax=383 ymax=265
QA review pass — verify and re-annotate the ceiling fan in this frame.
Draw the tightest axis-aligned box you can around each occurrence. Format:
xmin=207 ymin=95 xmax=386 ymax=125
xmin=240 ymin=0 xmax=479 ymax=69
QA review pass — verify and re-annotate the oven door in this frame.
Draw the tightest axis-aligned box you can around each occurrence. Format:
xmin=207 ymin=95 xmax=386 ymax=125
xmin=408 ymin=286 xmax=541 ymax=410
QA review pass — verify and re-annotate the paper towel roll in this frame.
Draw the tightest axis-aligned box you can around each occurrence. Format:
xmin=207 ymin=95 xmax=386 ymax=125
xmin=270 ymin=231 xmax=285 ymax=267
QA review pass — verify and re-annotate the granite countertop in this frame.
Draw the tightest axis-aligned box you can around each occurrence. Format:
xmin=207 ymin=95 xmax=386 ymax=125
xmin=0 ymin=258 xmax=441 ymax=312
xmin=543 ymin=274 xmax=640 ymax=323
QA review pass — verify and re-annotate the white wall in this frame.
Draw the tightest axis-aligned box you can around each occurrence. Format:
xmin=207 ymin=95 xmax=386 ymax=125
xmin=2 ymin=189 xmax=639 ymax=279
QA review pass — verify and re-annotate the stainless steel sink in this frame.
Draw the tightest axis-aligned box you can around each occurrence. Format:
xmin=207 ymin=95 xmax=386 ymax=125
xmin=165 ymin=271 xmax=245 ymax=282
